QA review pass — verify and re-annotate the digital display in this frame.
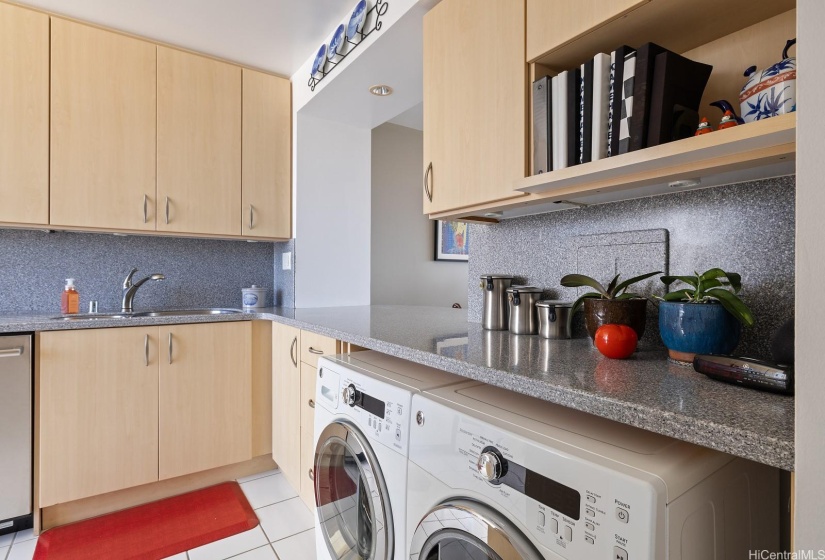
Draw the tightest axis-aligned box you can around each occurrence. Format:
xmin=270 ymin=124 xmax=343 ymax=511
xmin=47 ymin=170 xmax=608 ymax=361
xmin=525 ymin=471 xmax=581 ymax=520
xmin=359 ymin=392 xmax=385 ymax=420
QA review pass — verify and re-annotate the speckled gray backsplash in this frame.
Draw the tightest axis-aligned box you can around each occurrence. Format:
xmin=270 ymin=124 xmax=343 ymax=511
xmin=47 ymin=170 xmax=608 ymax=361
xmin=469 ymin=176 xmax=795 ymax=359
xmin=0 ymin=229 xmax=294 ymax=313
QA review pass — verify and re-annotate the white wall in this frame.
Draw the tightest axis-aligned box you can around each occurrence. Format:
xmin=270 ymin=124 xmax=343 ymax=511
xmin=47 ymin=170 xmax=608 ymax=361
xmin=294 ymin=113 xmax=371 ymax=307
xmin=371 ymin=123 xmax=467 ymax=308
xmin=794 ymin=0 xmax=825 ymax=547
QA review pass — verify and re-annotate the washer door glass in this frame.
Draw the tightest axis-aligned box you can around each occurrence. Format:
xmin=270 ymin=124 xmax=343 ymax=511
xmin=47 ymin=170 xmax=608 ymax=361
xmin=410 ymin=500 xmax=544 ymax=560
xmin=315 ymin=421 xmax=392 ymax=560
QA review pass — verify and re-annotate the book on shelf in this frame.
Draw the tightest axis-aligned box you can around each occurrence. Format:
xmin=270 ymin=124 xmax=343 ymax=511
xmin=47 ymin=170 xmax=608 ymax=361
xmin=579 ymin=59 xmax=593 ymax=165
xmin=646 ymin=51 xmax=713 ymax=147
xmin=565 ymin=66 xmax=581 ymax=168
xmin=617 ymin=50 xmax=637 ymax=155
xmin=532 ymin=76 xmax=552 ymax=174
xmin=591 ymin=52 xmax=611 ymax=161
xmin=552 ymin=73 xmax=564 ymax=170
xmin=607 ymin=45 xmax=636 ymax=157
xmin=629 ymin=42 xmax=667 ymax=152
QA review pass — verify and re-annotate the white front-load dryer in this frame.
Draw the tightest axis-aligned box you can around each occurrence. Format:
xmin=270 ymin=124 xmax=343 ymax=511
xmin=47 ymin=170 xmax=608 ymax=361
xmin=407 ymin=381 xmax=780 ymax=560
xmin=312 ymin=351 xmax=463 ymax=560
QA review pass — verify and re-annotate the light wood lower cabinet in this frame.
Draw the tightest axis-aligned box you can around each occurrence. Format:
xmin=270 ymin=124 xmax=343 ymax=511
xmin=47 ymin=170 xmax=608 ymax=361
xmin=38 ymin=327 xmax=159 ymax=507
xmin=38 ymin=321 xmax=253 ymax=507
xmin=272 ymin=322 xmax=302 ymax=494
xmin=299 ymin=364 xmax=318 ymax=508
xmin=158 ymin=322 xmax=251 ymax=480
xmin=0 ymin=3 xmax=49 ymax=226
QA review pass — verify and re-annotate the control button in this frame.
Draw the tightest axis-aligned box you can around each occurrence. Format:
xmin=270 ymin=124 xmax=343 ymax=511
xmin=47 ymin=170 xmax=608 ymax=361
xmin=585 ymin=522 xmax=594 ymax=531
xmin=587 ymin=495 xmax=596 ymax=503
xmin=549 ymin=518 xmax=558 ymax=534
xmin=537 ymin=511 xmax=545 ymax=528
xmin=614 ymin=546 xmax=628 ymax=560
xmin=616 ymin=507 xmax=629 ymax=523
xmin=368 ymin=417 xmax=373 ymax=427
xmin=563 ymin=525 xmax=572 ymax=542
xmin=397 ymin=404 xmax=403 ymax=415
xmin=586 ymin=508 xmax=595 ymax=518
xmin=585 ymin=536 xmax=594 ymax=545
xmin=395 ymin=426 xmax=402 ymax=441
xmin=476 ymin=447 xmax=507 ymax=482
xmin=377 ymin=421 xmax=382 ymax=431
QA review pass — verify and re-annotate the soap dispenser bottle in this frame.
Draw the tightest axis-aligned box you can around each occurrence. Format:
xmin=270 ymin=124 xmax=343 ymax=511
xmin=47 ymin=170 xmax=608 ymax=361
xmin=61 ymin=278 xmax=80 ymax=314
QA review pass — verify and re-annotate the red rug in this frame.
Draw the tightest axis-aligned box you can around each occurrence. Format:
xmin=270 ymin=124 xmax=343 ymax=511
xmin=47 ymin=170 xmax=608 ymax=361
xmin=34 ymin=482 xmax=259 ymax=560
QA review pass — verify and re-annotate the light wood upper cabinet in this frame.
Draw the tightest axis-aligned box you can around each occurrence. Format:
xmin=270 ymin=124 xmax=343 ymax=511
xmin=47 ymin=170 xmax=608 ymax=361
xmin=526 ymin=0 xmax=648 ymax=62
xmin=38 ymin=327 xmax=159 ymax=507
xmin=159 ymin=322 xmax=252 ymax=480
xmin=242 ymin=69 xmax=291 ymax=239
xmin=50 ymin=19 xmax=157 ymax=231
xmin=272 ymin=322 xmax=302 ymax=491
xmin=157 ymin=47 xmax=242 ymax=236
xmin=423 ymin=0 xmax=527 ymax=214
xmin=0 ymin=3 xmax=48 ymax=225
xmin=299 ymin=364 xmax=318 ymax=509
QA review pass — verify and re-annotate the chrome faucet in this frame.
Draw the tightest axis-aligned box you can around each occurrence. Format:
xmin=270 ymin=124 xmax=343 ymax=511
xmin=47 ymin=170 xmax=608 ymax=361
xmin=121 ymin=268 xmax=165 ymax=313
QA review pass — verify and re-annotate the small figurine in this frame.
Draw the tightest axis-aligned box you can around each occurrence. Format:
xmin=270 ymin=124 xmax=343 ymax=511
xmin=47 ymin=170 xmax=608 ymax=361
xmin=710 ymin=100 xmax=745 ymax=124
xmin=695 ymin=118 xmax=713 ymax=136
xmin=718 ymin=110 xmax=739 ymax=130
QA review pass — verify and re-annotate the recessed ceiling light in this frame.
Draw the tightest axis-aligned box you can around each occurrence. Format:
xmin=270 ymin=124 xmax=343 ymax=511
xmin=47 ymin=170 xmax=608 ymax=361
xmin=668 ymin=178 xmax=702 ymax=189
xmin=369 ymin=84 xmax=393 ymax=96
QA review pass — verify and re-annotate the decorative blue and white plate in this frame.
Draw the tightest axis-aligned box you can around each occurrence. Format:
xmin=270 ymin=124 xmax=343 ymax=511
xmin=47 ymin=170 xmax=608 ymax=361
xmin=329 ymin=24 xmax=346 ymax=61
xmin=311 ymin=43 xmax=327 ymax=79
xmin=347 ymin=0 xmax=367 ymax=41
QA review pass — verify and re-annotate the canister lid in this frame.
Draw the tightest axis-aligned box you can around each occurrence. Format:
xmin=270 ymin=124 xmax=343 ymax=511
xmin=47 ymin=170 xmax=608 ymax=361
xmin=537 ymin=300 xmax=574 ymax=308
xmin=479 ymin=274 xmax=514 ymax=279
xmin=506 ymin=285 xmax=542 ymax=293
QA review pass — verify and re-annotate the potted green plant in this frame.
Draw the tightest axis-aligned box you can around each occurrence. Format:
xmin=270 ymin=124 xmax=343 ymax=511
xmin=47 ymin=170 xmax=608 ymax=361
xmin=658 ymin=268 xmax=755 ymax=364
xmin=561 ymin=271 xmax=662 ymax=340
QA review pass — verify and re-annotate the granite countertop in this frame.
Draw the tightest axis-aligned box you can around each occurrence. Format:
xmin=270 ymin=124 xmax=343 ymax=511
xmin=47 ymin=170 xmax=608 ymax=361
xmin=0 ymin=305 xmax=794 ymax=471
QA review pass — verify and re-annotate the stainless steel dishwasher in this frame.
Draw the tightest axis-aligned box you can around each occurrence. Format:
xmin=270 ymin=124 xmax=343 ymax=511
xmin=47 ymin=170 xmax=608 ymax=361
xmin=0 ymin=335 xmax=33 ymax=535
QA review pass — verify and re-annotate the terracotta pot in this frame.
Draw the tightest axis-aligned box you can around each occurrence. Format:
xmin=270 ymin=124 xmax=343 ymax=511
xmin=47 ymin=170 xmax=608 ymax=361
xmin=583 ymin=298 xmax=648 ymax=340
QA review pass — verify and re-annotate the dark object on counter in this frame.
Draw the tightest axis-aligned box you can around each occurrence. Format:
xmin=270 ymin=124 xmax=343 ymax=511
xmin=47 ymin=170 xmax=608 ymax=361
xmin=480 ymin=275 xmax=514 ymax=331
xmin=771 ymin=318 xmax=795 ymax=365
xmin=584 ymin=298 xmax=648 ymax=340
xmin=693 ymin=354 xmax=794 ymax=395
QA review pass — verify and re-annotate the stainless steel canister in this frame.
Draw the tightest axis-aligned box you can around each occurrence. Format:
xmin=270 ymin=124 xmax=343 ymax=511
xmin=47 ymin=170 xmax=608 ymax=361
xmin=537 ymin=300 xmax=574 ymax=339
xmin=506 ymin=286 xmax=543 ymax=335
xmin=480 ymin=275 xmax=514 ymax=330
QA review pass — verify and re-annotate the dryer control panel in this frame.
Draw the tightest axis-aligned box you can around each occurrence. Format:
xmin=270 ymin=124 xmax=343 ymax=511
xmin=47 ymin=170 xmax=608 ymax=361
xmin=316 ymin=360 xmax=414 ymax=454
xmin=409 ymin=394 xmax=663 ymax=559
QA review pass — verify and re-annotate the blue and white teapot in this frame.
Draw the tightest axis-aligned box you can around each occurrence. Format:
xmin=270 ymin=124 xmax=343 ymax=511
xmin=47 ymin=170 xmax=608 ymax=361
xmin=740 ymin=38 xmax=796 ymax=123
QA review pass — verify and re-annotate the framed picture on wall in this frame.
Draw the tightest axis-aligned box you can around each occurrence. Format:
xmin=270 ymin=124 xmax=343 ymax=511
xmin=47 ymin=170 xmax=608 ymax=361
xmin=434 ymin=220 xmax=469 ymax=262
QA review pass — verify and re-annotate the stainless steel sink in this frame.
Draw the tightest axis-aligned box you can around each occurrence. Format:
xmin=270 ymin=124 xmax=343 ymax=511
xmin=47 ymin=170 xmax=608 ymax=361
xmin=131 ymin=308 xmax=244 ymax=317
xmin=50 ymin=308 xmax=244 ymax=320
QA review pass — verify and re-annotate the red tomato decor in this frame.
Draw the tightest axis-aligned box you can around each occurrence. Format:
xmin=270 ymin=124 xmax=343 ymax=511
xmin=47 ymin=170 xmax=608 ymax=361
xmin=594 ymin=324 xmax=638 ymax=359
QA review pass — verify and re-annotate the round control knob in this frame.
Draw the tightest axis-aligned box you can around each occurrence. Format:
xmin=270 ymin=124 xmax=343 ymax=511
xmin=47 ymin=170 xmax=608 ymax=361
xmin=476 ymin=448 xmax=506 ymax=481
xmin=342 ymin=384 xmax=358 ymax=406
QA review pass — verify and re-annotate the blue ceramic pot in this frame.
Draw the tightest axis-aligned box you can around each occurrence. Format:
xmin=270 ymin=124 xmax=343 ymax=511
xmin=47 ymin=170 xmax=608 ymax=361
xmin=658 ymin=301 xmax=742 ymax=364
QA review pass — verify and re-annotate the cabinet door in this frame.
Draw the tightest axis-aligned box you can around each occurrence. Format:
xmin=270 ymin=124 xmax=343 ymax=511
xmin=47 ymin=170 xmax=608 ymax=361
xmin=50 ymin=19 xmax=157 ymax=231
xmin=272 ymin=322 xmax=302 ymax=491
xmin=0 ymin=4 xmax=48 ymax=225
xmin=157 ymin=47 xmax=242 ymax=236
xmin=242 ymin=69 xmax=291 ymax=239
xmin=423 ymin=0 xmax=527 ymax=214
xmin=526 ymin=0 xmax=648 ymax=62
xmin=299 ymin=364 xmax=318 ymax=509
xmin=300 ymin=331 xmax=340 ymax=369
xmin=159 ymin=322 xmax=251 ymax=479
xmin=38 ymin=327 xmax=159 ymax=506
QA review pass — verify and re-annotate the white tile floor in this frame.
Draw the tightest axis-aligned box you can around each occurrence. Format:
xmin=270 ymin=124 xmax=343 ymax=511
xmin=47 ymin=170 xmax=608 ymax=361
xmin=0 ymin=469 xmax=317 ymax=560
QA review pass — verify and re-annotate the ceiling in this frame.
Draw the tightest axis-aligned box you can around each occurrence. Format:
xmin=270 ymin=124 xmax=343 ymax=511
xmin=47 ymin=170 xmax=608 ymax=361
xmin=389 ymin=103 xmax=424 ymax=130
xmin=14 ymin=0 xmax=355 ymax=76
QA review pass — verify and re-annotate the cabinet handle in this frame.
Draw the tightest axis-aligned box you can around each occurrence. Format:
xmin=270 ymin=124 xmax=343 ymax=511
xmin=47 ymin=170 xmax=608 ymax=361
xmin=143 ymin=194 xmax=148 ymax=224
xmin=168 ymin=332 xmax=173 ymax=364
xmin=0 ymin=347 xmax=23 ymax=358
xmin=290 ymin=336 xmax=298 ymax=367
xmin=144 ymin=334 xmax=149 ymax=366
xmin=424 ymin=162 xmax=433 ymax=202
xmin=249 ymin=205 xmax=254 ymax=230
xmin=165 ymin=196 xmax=170 ymax=225
xmin=308 ymin=347 xmax=323 ymax=355
xmin=308 ymin=468 xmax=314 ymax=481
xmin=308 ymin=399 xmax=315 ymax=408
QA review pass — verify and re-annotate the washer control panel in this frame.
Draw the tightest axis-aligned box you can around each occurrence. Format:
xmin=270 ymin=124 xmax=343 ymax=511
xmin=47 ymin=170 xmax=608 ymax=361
xmin=410 ymin=395 xmax=660 ymax=559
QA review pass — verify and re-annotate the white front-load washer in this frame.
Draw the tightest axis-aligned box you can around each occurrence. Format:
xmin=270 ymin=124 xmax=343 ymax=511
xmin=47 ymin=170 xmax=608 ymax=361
xmin=312 ymin=351 xmax=463 ymax=560
xmin=407 ymin=380 xmax=781 ymax=560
